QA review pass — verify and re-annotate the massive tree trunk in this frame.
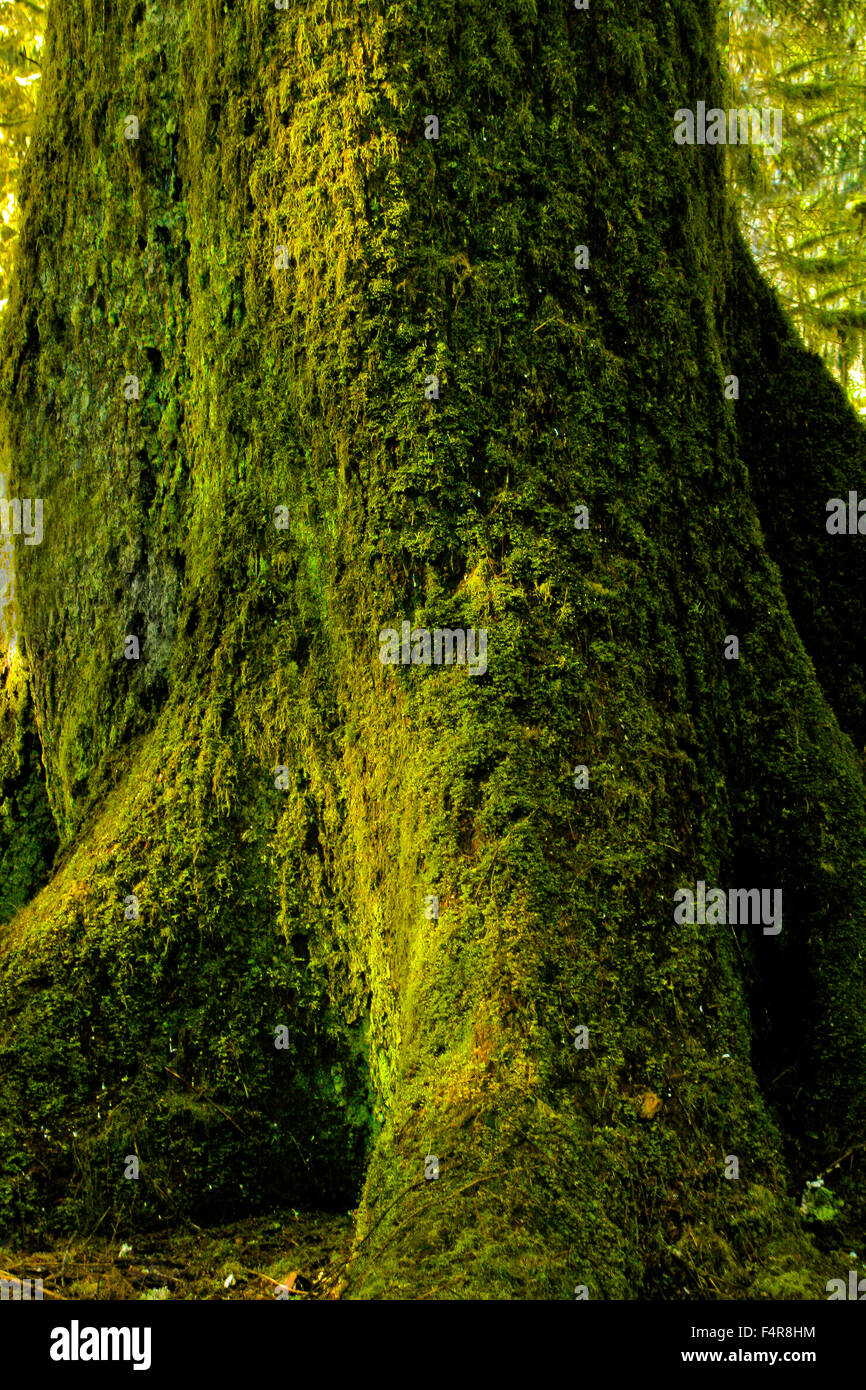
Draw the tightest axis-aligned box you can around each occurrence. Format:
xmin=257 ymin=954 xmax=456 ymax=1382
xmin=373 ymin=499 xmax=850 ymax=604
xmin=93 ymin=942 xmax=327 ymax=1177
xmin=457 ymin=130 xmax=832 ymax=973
xmin=0 ymin=0 xmax=864 ymax=1299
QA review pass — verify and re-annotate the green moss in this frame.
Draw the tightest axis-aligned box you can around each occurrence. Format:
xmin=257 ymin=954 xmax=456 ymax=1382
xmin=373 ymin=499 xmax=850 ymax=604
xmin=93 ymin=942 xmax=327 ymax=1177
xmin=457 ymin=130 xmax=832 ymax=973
xmin=0 ymin=0 xmax=863 ymax=1299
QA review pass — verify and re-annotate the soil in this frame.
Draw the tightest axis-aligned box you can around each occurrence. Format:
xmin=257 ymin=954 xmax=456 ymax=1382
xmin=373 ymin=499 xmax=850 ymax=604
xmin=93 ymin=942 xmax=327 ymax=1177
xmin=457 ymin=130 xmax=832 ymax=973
xmin=0 ymin=1208 xmax=354 ymax=1300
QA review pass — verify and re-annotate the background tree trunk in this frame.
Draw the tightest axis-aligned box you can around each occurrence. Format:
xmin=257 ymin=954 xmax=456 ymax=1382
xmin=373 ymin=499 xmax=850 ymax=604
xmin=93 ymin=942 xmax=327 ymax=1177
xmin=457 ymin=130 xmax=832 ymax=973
xmin=0 ymin=0 xmax=864 ymax=1298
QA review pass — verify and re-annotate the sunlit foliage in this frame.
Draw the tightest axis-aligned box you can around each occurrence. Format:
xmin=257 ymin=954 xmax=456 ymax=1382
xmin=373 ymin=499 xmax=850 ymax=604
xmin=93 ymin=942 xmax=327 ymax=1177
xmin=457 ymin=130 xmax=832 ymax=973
xmin=0 ymin=1 xmax=42 ymax=308
xmin=724 ymin=0 xmax=866 ymax=412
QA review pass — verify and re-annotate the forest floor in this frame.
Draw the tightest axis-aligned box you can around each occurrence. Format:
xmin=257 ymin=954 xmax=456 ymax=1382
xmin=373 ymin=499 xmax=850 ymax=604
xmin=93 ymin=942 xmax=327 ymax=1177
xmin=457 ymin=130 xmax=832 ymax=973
xmin=0 ymin=1208 xmax=354 ymax=1300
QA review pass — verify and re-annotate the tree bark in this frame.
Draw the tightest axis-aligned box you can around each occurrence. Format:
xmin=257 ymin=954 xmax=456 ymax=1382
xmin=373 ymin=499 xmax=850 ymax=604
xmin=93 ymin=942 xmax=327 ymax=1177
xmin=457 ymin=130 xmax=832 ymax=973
xmin=0 ymin=0 xmax=864 ymax=1298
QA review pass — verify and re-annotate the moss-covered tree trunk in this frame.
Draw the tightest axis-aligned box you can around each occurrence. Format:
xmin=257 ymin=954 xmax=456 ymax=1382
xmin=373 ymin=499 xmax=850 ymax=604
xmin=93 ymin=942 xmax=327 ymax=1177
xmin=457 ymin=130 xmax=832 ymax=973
xmin=1 ymin=0 xmax=864 ymax=1298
